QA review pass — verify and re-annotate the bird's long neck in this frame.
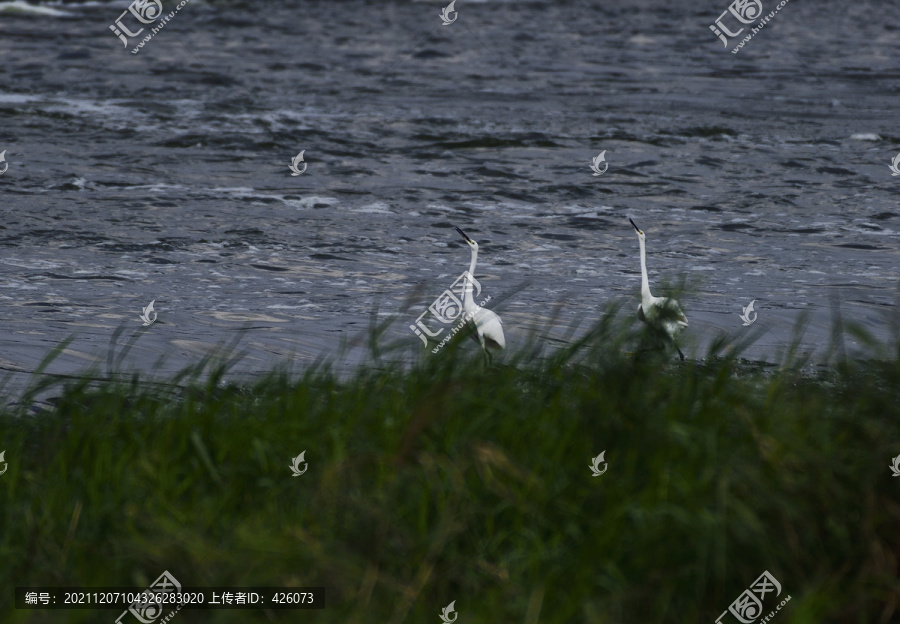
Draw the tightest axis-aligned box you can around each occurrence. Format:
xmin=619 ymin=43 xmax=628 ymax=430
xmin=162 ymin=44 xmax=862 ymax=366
xmin=464 ymin=247 xmax=478 ymax=308
xmin=639 ymin=237 xmax=651 ymax=303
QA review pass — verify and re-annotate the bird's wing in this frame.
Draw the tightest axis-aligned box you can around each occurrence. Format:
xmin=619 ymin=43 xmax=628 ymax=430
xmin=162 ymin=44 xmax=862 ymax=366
xmin=662 ymin=320 xmax=685 ymax=338
xmin=636 ymin=304 xmax=646 ymax=322
xmin=661 ymin=297 xmax=688 ymax=325
xmin=464 ymin=318 xmax=482 ymax=345
xmin=473 ymin=308 xmax=505 ymax=350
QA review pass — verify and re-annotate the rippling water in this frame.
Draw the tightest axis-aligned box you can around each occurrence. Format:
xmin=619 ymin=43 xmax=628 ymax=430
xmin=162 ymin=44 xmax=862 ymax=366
xmin=0 ymin=0 xmax=898 ymax=388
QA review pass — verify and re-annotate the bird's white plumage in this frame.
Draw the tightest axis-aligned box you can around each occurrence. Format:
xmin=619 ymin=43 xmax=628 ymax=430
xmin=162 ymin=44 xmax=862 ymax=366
xmin=468 ymin=304 xmax=505 ymax=351
xmin=455 ymin=226 xmax=505 ymax=361
xmin=630 ymin=218 xmax=687 ymax=358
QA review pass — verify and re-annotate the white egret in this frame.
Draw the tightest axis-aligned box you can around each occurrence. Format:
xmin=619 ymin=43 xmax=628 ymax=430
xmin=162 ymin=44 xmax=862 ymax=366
xmin=629 ymin=217 xmax=688 ymax=360
xmin=455 ymin=226 xmax=505 ymax=364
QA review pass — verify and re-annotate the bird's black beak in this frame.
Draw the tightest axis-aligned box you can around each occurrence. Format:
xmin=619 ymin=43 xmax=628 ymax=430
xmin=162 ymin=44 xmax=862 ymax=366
xmin=455 ymin=226 xmax=473 ymax=243
xmin=629 ymin=217 xmax=642 ymax=234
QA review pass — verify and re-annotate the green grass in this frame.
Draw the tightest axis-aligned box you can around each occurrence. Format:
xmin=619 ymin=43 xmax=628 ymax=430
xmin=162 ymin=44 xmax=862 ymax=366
xmin=1 ymin=309 xmax=899 ymax=623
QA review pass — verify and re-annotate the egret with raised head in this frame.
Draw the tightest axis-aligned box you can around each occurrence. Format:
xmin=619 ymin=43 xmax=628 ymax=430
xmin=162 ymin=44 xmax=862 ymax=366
xmin=455 ymin=226 xmax=505 ymax=364
xmin=629 ymin=217 xmax=688 ymax=360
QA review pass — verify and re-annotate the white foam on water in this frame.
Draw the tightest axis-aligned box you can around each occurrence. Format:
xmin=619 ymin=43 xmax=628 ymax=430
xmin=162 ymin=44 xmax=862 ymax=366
xmin=350 ymin=202 xmax=393 ymax=214
xmin=0 ymin=1 xmax=72 ymax=16
xmin=286 ymin=195 xmax=339 ymax=209
xmin=850 ymin=133 xmax=881 ymax=141
xmin=1 ymin=258 xmax=62 ymax=270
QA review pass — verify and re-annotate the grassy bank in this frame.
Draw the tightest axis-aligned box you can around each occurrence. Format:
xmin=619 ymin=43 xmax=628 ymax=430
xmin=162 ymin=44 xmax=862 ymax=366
xmin=1 ymin=312 xmax=899 ymax=623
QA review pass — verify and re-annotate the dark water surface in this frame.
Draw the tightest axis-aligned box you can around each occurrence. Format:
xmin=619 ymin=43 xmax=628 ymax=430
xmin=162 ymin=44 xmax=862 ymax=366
xmin=0 ymin=0 xmax=898 ymax=389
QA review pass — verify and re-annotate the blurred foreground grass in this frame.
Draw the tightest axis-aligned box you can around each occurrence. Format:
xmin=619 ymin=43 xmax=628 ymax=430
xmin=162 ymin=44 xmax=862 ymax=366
xmin=1 ymin=310 xmax=899 ymax=624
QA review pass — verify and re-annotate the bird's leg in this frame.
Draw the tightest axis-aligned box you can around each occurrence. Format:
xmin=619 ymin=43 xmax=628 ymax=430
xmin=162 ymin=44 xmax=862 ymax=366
xmin=676 ymin=345 xmax=685 ymax=361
